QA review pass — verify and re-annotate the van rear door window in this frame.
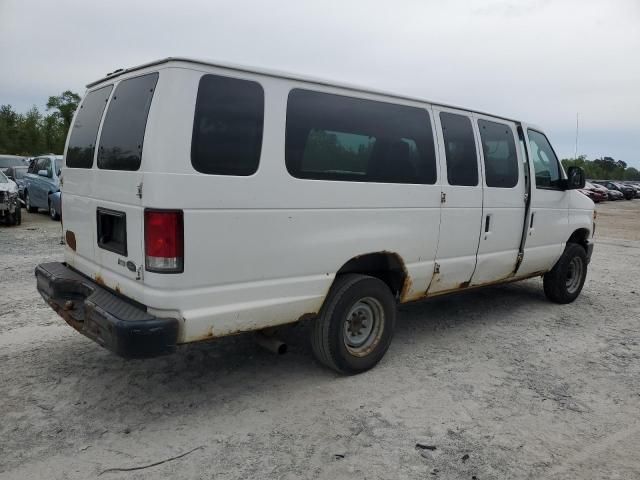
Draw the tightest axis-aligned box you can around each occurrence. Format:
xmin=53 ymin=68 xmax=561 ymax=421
xmin=66 ymin=85 xmax=112 ymax=168
xmin=97 ymin=72 xmax=158 ymax=171
xmin=191 ymin=74 xmax=264 ymax=176
xmin=286 ymin=89 xmax=437 ymax=184
xmin=478 ymin=119 xmax=519 ymax=188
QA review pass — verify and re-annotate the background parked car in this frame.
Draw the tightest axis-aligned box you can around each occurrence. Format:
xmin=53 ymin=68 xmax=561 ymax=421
xmin=623 ymin=182 xmax=640 ymax=198
xmin=594 ymin=180 xmax=635 ymax=200
xmin=24 ymin=155 xmax=63 ymax=218
xmin=0 ymin=154 xmax=27 ymax=175
xmin=578 ymin=187 xmax=599 ymax=202
xmin=583 ymin=181 xmax=607 ymax=202
xmin=607 ymin=188 xmax=624 ymax=200
xmin=4 ymin=165 xmax=28 ymax=204
xmin=0 ymin=170 xmax=21 ymax=225
xmin=587 ymin=181 xmax=610 ymax=200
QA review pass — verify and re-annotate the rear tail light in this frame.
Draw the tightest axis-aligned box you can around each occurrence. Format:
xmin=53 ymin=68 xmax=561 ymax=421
xmin=144 ymin=209 xmax=184 ymax=273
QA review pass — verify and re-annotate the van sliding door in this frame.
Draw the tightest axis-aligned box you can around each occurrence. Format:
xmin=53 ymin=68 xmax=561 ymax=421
xmin=428 ymin=108 xmax=484 ymax=294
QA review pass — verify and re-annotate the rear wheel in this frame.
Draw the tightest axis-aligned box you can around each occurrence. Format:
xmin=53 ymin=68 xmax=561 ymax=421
xmin=25 ymin=191 xmax=37 ymax=213
xmin=311 ymin=274 xmax=396 ymax=374
xmin=543 ymin=243 xmax=588 ymax=304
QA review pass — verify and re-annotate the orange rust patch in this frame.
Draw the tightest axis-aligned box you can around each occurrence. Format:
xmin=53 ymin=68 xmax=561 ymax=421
xmin=400 ymin=274 xmax=414 ymax=302
xmin=115 ymin=285 xmax=121 ymax=294
xmin=65 ymin=230 xmax=77 ymax=251
xmin=94 ymin=274 xmax=105 ymax=286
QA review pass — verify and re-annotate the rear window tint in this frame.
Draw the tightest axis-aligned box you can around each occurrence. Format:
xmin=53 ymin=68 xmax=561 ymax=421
xmin=286 ymin=89 xmax=436 ymax=184
xmin=66 ymin=85 xmax=112 ymax=168
xmin=97 ymin=73 xmax=158 ymax=171
xmin=440 ymin=112 xmax=478 ymax=186
xmin=191 ymin=74 xmax=264 ymax=176
xmin=478 ymin=119 xmax=519 ymax=188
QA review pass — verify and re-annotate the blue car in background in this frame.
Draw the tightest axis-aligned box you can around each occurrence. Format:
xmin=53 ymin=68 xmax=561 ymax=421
xmin=24 ymin=154 xmax=63 ymax=220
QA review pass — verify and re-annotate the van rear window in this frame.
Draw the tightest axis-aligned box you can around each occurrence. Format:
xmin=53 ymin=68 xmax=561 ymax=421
xmin=97 ymin=73 xmax=158 ymax=171
xmin=285 ymin=89 xmax=437 ymax=184
xmin=66 ymin=85 xmax=112 ymax=168
xmin=191 ymin=74 xmax=264 ymax=176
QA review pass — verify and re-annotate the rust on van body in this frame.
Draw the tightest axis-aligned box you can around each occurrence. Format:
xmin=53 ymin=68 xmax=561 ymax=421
xmin=65 ymin=230 xmax=76 ymax=251
xmin=94 ymin=274 xmax=105 ymax=286
xmin=399 ymin=270 xmax=547 ymax=304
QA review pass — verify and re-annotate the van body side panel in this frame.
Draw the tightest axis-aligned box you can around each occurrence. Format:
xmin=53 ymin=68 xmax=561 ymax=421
xmin=139 ymin=70 xmax=441 ymax=341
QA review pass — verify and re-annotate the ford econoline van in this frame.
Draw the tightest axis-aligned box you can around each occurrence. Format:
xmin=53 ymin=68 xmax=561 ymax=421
xmin=36 ymin=57 xmax=594 ymax=374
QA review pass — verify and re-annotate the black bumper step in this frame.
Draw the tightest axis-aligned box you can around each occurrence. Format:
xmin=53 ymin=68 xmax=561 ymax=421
xmin=35 ymin=262 xmax=178 ymax=358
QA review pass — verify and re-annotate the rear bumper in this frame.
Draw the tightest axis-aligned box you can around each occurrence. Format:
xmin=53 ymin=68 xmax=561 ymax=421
xmin=35 ymin=262 xmax=179 ymax=358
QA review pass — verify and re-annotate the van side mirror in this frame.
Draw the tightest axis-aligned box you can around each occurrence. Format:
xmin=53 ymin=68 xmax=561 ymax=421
xmin=566 ymin=166 xmax=585 ymax=190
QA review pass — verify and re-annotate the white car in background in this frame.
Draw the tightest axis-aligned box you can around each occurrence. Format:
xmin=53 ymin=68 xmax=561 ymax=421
xmin=0 ymin=170 xmax=21 ymax=225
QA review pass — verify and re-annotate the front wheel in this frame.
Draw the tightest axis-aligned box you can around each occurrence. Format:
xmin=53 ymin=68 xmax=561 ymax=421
xmin=49 ymin=199 xmax=60 ymax=220
xmin=543 ymin=243 xmax=588 ymax=304
xmin=310 ymin=274 xmax=396 ymax=374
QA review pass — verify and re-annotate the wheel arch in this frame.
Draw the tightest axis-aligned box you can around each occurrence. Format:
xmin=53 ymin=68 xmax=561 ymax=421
xmin=567 ymin=228 xmax=591 ymax=251
xmin=334 ymin=251 xmax=408 ymax=301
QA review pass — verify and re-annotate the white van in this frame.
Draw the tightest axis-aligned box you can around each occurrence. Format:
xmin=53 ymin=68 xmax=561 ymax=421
xmin=36 ymin=57 xmax=594 ymax=374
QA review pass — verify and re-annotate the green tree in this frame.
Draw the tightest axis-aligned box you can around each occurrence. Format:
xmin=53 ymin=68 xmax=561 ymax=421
xmin=46 ymin=91 xmax=81 ymax=129
xmin=0 ymin=104 xmax=20 ymax=154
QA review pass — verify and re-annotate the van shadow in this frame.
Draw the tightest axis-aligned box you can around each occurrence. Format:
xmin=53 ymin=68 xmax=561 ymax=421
xmin=28 ymin=279 xmax=550 ymax=432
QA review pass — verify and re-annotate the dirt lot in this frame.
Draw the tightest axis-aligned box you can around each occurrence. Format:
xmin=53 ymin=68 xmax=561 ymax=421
xmin=1 ymin=202 xmax=639 ymax=480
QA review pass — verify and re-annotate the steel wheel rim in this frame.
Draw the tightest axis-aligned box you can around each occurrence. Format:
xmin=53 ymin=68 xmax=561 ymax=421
xmin=50 ymin=203 xmax=56 ymax=219
xmin=566 ymin=257 xmax=584 ymax=294
xmin=26 ymin=193 xmax=30 ymax=209
xmin=343 ymin=296 xmax=384 ymax=357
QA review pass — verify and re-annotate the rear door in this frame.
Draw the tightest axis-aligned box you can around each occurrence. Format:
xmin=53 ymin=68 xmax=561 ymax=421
xmin=428 ymin=107 xmax=483 ymax=294
xmin=63 ymin=72 xmax=159 ymax=288
xmin=470 ymin=115 xmax=526 ymax=285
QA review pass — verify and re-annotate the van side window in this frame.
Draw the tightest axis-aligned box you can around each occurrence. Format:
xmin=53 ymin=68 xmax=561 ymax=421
xmin=97 ymin=73 xmax=159 ymax=171
xmin=286 ymin=89 xmax=437 ymax=184
xmin=527 ymin=129 xmax=562 ymax=189
xmin=191 ymin=74 xmax=264 ymax=176
xmin=478 ymin=120 xmax=519 ymax=188
xmin=66 ymin=85 xmax=113 ymax=168
xmin=440 ymin=112 xmax=478 ymax=186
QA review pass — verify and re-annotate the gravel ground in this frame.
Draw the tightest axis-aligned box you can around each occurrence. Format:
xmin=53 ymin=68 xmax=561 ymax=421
xmin=1 ymin=202 xmax=639 ymax=480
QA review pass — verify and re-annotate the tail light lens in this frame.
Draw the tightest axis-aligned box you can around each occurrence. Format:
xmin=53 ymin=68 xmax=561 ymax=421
xmin=144 ymin=209 xmax=184 ymax=273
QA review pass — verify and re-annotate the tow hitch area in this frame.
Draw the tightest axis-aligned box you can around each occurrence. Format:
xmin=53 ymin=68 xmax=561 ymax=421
xmin=35 ymin=262 xmax=178 ymax=358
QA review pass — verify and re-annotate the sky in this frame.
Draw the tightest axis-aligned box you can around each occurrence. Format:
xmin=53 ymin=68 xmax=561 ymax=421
xmin=1 ymin=0 xmax=639 ymax=166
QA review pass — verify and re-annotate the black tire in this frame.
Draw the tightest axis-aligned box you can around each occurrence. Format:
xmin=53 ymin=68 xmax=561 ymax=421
xmin=543 ymin=243 xmax=588 ymax=304
xmin=49 ymin=199 xmax=60 ymax=220
xmin=13 ymin=206 xmax=21 ymax=225
xmin=25 ymin=191 xmax=37 ymax=213
xmin=311 ymin=274 xmax=396 ymax=374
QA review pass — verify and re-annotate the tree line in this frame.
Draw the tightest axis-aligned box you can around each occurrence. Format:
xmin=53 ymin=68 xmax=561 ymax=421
xmin=561 ymin=156 xmax=640 ymax=181
xmin=0 ymin=91 xmax=80 ymax=156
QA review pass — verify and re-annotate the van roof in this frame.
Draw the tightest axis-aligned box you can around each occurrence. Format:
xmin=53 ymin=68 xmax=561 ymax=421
xmin=87 ymin=56 xmax=520 ymax=124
